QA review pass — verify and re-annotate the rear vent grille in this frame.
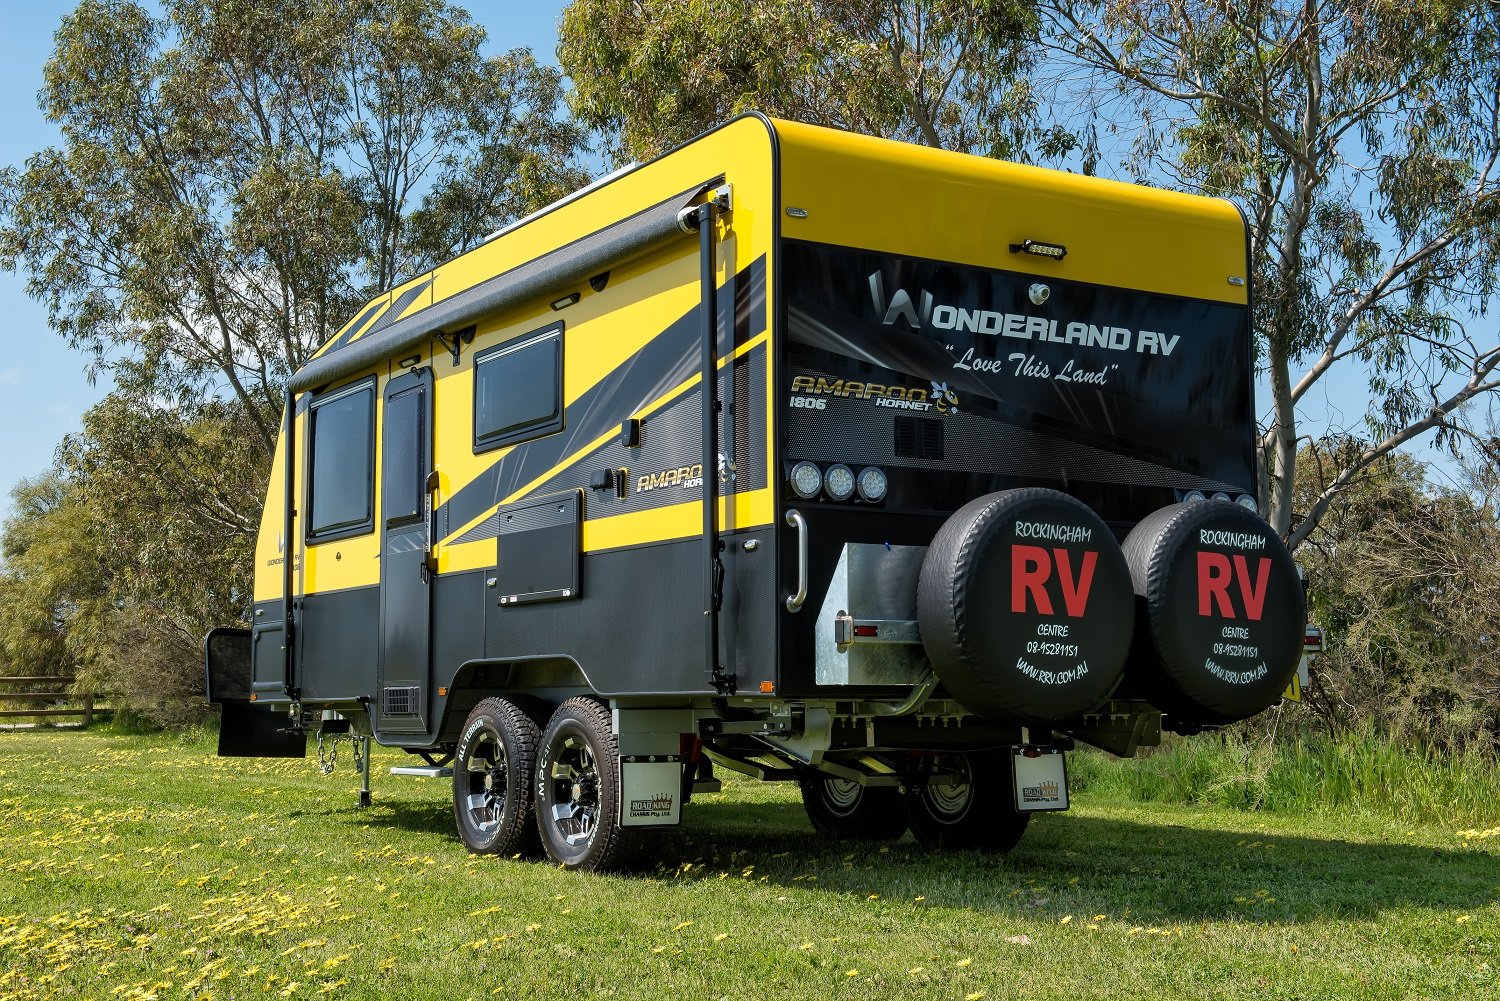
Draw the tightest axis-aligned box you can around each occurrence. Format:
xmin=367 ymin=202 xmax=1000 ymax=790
xmin=381 ymin=686 xmax=421 ymax=716
xmin=894 ymin=416 xmax=945 ymax=460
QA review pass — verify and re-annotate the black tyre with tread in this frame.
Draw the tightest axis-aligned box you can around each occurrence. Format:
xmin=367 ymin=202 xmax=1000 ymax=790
xmin=798 ymin=771 xmax=909 ymax=841
xmin=1121 ymin=501 xmax=1305 ymax=724
xmin=534 ymin=697 xmax=636 ymax=872
xmin=453 ymin=697 xmax=542 ymax=857
xmin=905 ymin=752 xmax=1030 ymax=853
xmin=918 ymin=487 xmax=1134 ymax=723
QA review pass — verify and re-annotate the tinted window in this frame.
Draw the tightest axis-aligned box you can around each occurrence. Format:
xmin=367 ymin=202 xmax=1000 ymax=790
xmin=474 ymin=326 xmax=562 ymax=450
xmin=382 ymin=385 xmax=426 ymax=526
xmin=308 ymin=382 xmax=374 ymax=538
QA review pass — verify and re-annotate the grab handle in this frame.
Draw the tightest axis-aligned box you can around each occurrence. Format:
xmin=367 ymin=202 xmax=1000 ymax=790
xmin=785 ymin=508 xmax=808 ymax=612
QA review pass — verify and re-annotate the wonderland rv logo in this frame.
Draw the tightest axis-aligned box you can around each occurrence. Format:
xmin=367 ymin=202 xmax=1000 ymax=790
xmin=867 ymin=271 xmax=1181 ymax=357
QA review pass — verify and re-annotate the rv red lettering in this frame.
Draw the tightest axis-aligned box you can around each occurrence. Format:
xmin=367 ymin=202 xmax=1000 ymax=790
xmin=1197 ymin=551 xmax=1235 ymax=617
xmin=1053 ymin=549 xmax=1097 ymax=617
xmin=1233 ymin=555 xmax=1272 ymax=622
xmin=1011 ymin=545 xmax=1054 ymax=615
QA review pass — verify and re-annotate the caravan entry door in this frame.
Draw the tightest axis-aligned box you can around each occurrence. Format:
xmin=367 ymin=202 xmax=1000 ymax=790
xmin=377 ymin=367 xmax=433 ymax=734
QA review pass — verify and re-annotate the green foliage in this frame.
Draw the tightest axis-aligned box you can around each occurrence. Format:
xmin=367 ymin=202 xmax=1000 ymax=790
xmin=0 ymin=0 xmax=588 ymax=450
xmin=0 ymin=397 xmax=266 ymax=725
xmin=1048 ymin=0 xmax=1500 ymax=546
xmin=1071 ymin=730 xmax=1500 ymax=828
xmin=560 ymin=0 xmax=1041 ymax=163
xmin=59 ymin=394 xmax=269 ymax=724
xmin=1293 ymin=443 xmax=1500 ymax=745
xmin=0 ymin=473 xmax=107 ymax=683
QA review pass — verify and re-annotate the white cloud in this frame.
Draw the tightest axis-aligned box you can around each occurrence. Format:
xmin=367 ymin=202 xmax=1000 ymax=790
xmin=0 ymin=368 xmax=19 ymax=387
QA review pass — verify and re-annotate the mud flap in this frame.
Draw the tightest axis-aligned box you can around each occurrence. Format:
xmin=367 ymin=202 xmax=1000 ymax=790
xmin=205 ymin=627 xmax=306 ymax=759
xmin=216 ymin=701 xmax=307 ymax=759
xmin=619 ymin=760 xmax=682 ymax=827
xmin=1012 ymin=748 xmax=1069 ymax=812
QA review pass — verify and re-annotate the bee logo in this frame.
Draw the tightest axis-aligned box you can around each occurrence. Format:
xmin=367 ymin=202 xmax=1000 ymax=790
xmin=929 ymin=381 xmax=960 ymax=415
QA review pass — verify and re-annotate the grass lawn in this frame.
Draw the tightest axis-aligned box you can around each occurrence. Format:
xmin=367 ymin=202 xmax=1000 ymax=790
xmin=1 ymin=727 xmax=1496 ymax=1000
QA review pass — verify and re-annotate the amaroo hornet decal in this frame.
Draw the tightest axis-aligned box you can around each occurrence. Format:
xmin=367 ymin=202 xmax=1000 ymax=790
xmin=637 ymin=464 xmax=704 ymax=493
xmin=790 ymin=374 xmax=958 ymax=415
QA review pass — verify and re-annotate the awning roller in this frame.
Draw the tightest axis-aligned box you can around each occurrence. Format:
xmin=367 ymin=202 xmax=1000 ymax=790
xmin=288 ymin=180 xmax=716 ymax=395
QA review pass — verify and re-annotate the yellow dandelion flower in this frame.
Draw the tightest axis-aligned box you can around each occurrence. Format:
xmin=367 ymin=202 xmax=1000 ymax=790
xmin=713 ymin=933 xmax=729 ymax=942
xmin=908 ymin=967 xmax=924 ymax=975
xmin=672 ymin=920 xmax=694 ymax=932
xmin=1060 ymin=915 xmax=1073 ymax=924
xmin=956 ymin=957 xmax=973 ymax=968
xmin=966 ymin=993 xmax=987 ymax=1001
xmin=798 ymin=943 xmax=814 ymax=951
xmin=845 ymin=969 xmax=859 ymax=977
xmin=1458 ymin=915 xmax=1472 ymax=923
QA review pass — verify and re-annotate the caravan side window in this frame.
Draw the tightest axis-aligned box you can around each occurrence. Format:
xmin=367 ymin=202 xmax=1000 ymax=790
xmin=473 ymin=323 xmax=563 ymax=452
xmin=307 ymin=378 xmax=376 ymax=541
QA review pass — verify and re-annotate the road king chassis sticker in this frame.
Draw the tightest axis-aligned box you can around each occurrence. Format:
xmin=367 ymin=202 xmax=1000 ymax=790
xmin=619 ymin=760 xmax=682 ymax=827
xmin=1012 ymin=748 xmax=1069 ymax=812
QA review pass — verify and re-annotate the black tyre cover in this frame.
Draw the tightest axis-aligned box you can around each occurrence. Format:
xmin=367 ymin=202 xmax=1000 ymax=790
xmin=917 ymin=488 xmax=1134 ymax=723
xmin=1121 ymin=501 xmax=1305 ymax=724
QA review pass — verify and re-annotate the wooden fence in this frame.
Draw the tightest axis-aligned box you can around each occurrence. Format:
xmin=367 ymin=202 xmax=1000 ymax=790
xmin=0 ymin=677 xmax=101 ymax=725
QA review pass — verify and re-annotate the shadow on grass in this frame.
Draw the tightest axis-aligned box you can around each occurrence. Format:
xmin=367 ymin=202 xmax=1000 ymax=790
xmin=360 ymin=789 xmax=1497 ymax=923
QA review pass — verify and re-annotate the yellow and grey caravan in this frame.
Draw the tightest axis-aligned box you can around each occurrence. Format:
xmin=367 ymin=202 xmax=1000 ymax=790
xmin=206 ymin=115 xmax=1306 ymax=870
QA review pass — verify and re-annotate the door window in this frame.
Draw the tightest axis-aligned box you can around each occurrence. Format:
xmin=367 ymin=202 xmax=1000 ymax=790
xmin=307 ymin=379 xmax=375 ymax=540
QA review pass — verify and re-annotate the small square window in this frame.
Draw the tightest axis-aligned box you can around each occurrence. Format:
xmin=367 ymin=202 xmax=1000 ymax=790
xmin=474 ymin=324 xmax=563 ymax=451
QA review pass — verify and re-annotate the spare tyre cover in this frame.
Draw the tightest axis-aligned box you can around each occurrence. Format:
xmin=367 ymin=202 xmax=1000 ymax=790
xmin=1121 ymin=501 xmax=1305 ymax=724
xmin=917 ymin=488 xmax=1133 ymax=723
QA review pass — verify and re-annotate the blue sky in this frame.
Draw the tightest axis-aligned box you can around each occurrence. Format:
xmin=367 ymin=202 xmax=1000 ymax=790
xmin=0 ymin=3 xmax=1471 ymax=524
xmin=0 ymin=2 xmax=571 ymax=520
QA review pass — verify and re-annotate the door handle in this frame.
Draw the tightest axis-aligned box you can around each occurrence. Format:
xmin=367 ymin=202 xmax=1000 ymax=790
xmin=785 ymin=508 xmax=808 ymax=612
xmin=423 ymin=470 xmax=440 ymax=579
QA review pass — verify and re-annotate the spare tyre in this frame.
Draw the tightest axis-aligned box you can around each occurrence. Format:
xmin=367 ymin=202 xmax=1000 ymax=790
xmin=1121 ymin=501 xmax=1305 ymax=724
xmin=917 ymin=488 xmax=1134 ymax=723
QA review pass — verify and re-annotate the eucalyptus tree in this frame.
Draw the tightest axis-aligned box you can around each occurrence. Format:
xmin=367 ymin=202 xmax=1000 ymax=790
xmin=559 ymin=0 xmax=1045 ymax=163
xmin=1045 ymin=0 xmax=1500 ymax=546
xmin=0 ymin=0 xmax=587 ymax=454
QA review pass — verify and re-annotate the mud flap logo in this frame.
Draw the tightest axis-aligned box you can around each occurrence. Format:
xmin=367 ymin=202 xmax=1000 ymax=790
xmin=1021 ymin=780 xmax=1061 ymax=805
xmin=629 ymin=792 xmax=674 ymax=819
